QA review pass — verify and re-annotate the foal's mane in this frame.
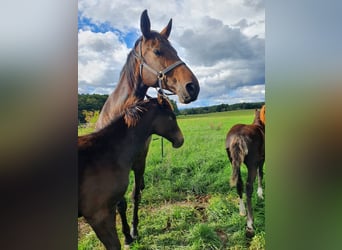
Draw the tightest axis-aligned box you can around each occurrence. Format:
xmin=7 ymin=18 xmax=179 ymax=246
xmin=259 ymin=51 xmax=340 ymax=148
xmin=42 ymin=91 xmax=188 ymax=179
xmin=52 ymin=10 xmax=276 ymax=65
xmin=260 ymin=105 xmax=265 ymax=126
xmin=122 ymin=95 xmax=174 ymax=128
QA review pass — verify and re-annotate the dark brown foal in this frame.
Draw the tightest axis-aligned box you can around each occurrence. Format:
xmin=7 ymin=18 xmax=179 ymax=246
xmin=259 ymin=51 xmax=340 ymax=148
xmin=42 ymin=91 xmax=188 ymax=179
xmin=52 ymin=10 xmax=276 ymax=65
xmin=79 ymin=97 xmax=184 ymax=250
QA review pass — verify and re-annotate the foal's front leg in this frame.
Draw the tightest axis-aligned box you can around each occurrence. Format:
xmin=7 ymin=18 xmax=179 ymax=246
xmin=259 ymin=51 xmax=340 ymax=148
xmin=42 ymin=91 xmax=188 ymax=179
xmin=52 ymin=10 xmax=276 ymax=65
xmin=86 ymin=209 xmax=121 ymax=250
xmin=117 ymin=198 xmax=134 ymax=245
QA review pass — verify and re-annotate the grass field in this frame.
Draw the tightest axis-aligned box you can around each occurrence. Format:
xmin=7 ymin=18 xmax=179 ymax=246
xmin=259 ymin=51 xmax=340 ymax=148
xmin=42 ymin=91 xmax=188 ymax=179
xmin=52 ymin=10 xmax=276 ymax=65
xmin=78 ymin=109 xmax=265 ymax=249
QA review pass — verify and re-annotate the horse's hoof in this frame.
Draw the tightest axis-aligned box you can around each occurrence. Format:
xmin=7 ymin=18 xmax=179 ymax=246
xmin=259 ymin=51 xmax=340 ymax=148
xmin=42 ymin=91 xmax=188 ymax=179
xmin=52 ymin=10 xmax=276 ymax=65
xmin=245 ymin=226 xmax=255 ymax=238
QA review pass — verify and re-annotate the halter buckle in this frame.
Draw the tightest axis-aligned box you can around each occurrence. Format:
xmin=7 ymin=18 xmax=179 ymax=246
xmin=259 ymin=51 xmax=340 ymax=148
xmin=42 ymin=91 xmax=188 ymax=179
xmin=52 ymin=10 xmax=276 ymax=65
xmin=157 ymin=72 xmax=165 ymax=80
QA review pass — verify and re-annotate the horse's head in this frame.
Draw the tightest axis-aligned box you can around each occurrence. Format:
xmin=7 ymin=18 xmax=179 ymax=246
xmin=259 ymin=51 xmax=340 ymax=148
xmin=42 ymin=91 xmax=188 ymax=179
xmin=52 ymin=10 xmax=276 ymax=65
xmin=134 ymin=10 xmax=199 ymax=104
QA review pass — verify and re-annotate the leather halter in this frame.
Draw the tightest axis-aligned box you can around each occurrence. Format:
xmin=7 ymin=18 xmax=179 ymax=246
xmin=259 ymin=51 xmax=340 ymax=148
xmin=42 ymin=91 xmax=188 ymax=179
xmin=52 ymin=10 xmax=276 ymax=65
xmin=132 ymin=40 xmax=185 ymax=96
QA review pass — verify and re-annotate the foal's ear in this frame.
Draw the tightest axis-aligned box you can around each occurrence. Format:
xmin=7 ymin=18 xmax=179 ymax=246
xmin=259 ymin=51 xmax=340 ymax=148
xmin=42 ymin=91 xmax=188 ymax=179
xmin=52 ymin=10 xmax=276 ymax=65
xmin=140 ymin=9 xmax=151 ymax=39
xmin=160 ymin=18 xmax=172 ymax=39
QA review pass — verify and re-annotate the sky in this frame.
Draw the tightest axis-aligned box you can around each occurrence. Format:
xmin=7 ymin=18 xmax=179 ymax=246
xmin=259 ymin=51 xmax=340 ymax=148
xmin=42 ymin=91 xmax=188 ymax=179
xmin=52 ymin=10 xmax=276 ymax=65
xmin=78 ymin=0 xmax=265 ymax=109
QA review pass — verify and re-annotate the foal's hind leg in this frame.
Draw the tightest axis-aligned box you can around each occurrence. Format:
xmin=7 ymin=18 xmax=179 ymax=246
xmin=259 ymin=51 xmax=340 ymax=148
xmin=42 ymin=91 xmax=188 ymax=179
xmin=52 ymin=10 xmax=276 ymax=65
xmin=236 ymin=167 xmax=246 ymax=216
xmin=257 ymin=160 xmax=265 ymax=199
xmin=117 ymin=198 xmax=134 ymax=245
xmin=86 ymin=209 xmax=121 ymax=250
xmin=245 ymin=165 xmax=258 ymax=238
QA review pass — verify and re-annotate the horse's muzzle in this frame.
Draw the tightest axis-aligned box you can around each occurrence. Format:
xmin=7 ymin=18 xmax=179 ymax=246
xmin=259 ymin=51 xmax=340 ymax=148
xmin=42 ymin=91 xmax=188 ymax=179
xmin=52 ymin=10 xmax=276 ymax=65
xmin=184 ymin=82 xmax=200 ymax=103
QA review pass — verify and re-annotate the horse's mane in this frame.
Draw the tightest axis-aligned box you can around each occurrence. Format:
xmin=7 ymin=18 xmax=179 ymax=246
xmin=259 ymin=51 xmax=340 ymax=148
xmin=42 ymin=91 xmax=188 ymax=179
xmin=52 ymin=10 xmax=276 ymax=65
xmin=122 ymin=95 xmax=174 ymax=128
xmin=120 ymin=38 xmax=142 ymax=90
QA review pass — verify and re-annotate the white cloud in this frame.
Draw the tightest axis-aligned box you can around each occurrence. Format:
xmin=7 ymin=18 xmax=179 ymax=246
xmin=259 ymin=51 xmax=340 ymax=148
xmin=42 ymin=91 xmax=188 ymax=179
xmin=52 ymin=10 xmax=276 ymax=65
xmin=78 ymin=0 xmax=265 ymax=107
xmin=78 ymin=30 xmax=130 ymax=93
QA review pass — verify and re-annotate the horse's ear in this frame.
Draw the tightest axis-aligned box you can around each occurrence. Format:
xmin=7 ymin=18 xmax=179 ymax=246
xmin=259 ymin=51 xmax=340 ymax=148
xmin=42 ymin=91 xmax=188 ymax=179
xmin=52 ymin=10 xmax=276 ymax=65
xmin=157 ymin=93 xmax=163 ymax=105
xmin=160 ymin=18 xmax=172 ymax=39
xmin=140 ymin=9 xmax=151 ymax=39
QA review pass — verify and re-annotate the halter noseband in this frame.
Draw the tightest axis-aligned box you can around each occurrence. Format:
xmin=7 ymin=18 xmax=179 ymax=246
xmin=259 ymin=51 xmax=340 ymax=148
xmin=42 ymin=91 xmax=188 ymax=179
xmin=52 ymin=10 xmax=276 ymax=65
xmin=133 ymin=40 xmax=185 ymax=96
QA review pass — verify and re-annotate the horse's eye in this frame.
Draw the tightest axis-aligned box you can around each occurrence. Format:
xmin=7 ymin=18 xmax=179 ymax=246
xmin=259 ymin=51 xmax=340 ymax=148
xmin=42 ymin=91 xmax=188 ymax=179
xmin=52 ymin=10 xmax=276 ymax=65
xmin=153 ymin=49 xmax=161 ymax=56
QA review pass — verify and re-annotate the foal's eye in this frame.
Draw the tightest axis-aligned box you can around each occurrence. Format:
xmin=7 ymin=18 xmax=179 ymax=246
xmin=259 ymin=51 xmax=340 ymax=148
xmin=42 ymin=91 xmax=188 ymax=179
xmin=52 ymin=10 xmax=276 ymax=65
xmin=153 ymin=49 xmax=161 ymax=56
xmin=168 ymin=116 xmax=174 ymax=121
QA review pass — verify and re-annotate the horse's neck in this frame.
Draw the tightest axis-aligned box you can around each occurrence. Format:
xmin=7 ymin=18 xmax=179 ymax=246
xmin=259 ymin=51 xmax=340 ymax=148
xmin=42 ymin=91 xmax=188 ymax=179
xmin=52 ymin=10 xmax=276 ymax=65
xmin=96 ymin=72 xmax=147 ymax=130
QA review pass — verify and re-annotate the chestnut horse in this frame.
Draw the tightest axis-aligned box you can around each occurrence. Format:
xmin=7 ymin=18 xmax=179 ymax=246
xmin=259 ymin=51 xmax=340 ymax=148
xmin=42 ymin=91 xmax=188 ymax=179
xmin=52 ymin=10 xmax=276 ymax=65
xmin=78 ymin=97 xmax=184 ymax=250
xmin=225 ymin=105 xmax=265 ymax=238
xmin=95 ymin=9 xmax=199 ymax=244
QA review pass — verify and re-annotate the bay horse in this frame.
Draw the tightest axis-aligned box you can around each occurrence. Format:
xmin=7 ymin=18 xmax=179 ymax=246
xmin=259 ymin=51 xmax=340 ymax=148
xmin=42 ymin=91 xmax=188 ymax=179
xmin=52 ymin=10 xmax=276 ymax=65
xmin=95 ymin=9 xmax=199 ymax=244
xmin=225 ymin=105 xmax=265 ymax=238
xmin=78 ymin=97 xmax=184 ymax=250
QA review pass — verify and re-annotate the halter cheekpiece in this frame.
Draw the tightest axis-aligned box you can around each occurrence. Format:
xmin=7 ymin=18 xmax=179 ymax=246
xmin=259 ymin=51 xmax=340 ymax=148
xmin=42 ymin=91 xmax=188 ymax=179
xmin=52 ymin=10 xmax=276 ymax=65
xmin=132 ymin=40 xmax=185 ymax=96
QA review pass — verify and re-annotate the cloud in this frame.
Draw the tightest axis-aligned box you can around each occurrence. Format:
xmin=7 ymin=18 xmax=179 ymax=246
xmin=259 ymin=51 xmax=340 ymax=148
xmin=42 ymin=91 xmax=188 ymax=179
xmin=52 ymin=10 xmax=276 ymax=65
xmin=78 ymin=0 xmax=265 ymax=107
xmin=178 ymin=16 xmax=264 ymax=66
xmin=78 ymin=30 xmax=130 ymax=94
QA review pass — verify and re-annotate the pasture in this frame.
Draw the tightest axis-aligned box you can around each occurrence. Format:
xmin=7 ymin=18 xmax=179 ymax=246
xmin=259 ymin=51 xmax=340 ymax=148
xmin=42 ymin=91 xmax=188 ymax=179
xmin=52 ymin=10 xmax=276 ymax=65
xmin=78 ymin=109 xmax=265 ymax=249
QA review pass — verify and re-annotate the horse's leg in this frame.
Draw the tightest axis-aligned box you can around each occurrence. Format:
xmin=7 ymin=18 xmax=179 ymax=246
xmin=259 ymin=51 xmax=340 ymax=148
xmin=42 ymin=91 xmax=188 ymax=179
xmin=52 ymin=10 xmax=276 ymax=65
xmin=130 ymin=138 xmax=151 ymax=239
xmin=245 ymin=165 xmax=258 ymax=238
xmin=257 ymin=159 xmax=265 ymax=199
xmin=86 ymin=209 xmax=121 ymax=250
xmin=131 ymin=166 xmax=145 ymax=239
xmin=117 ymin=198 xmax=134 ymax=245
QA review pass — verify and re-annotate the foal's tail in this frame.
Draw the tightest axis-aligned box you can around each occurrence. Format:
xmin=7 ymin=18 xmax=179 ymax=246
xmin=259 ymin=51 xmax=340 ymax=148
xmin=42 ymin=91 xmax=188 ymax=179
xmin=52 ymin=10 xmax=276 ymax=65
xmin=227 ymin=135 xmax=249 ymax=187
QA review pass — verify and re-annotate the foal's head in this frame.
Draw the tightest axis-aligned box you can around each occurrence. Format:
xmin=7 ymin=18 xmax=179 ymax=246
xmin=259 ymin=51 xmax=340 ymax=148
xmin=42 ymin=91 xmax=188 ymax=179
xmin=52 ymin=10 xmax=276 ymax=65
xmin=253 ymin=107 xmax=265 ymax=128
xmin=123 ymin=96 xmax=184 ymax=148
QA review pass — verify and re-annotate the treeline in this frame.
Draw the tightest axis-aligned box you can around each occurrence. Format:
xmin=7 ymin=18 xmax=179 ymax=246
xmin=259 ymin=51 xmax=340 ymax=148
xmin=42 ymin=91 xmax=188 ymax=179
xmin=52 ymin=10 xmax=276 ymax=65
xmin=78 ymin=94 xmax=179 ymax=123
xmin=179 ymin=102 xmax=264 ymax=115
xmin=78 ymin=94 xmax=264 ymax=123
xmin=78 ymin=94 xmax=108 ymax=123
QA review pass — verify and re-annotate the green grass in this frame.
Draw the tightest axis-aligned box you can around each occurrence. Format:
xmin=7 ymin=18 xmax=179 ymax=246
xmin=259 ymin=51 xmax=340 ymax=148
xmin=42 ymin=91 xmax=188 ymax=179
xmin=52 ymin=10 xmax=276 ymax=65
xmin=78 ymin=110 xmax=265 ymax=249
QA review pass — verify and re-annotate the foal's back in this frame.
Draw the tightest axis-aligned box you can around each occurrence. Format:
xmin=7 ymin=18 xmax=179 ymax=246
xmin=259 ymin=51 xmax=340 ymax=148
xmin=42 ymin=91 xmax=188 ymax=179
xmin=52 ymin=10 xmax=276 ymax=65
xmin=226 ymin=111 xmax=265 ymax=164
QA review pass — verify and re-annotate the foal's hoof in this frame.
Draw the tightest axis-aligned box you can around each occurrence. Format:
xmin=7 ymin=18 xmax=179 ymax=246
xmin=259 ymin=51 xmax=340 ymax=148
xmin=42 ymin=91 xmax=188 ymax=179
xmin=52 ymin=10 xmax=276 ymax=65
xmin=245 ymin=226 xmax=255 ymax=238
xmin=131 ymin=229 xmax=139 ymax=240
xmin=124 ymin=235 xmax=134 ymax=245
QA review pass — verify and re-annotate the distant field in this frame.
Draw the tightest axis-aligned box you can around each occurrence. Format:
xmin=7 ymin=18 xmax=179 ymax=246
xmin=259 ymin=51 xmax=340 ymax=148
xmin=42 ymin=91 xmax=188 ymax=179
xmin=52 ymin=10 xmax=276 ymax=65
xmin=78 ymin=110 xmax=265 ymax=249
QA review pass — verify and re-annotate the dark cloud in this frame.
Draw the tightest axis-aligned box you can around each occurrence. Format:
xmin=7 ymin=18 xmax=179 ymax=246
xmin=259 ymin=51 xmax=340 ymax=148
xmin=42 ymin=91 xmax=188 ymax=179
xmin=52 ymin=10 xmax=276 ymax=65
xmin=178 ymin=16 xmax=264 ymax=66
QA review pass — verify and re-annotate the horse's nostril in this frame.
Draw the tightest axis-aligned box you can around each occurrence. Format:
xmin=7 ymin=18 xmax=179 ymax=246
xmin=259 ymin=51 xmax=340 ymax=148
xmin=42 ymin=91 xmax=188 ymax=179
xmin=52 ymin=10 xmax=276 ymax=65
xmin=186 ymin=82 xmax=197 ymax=97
